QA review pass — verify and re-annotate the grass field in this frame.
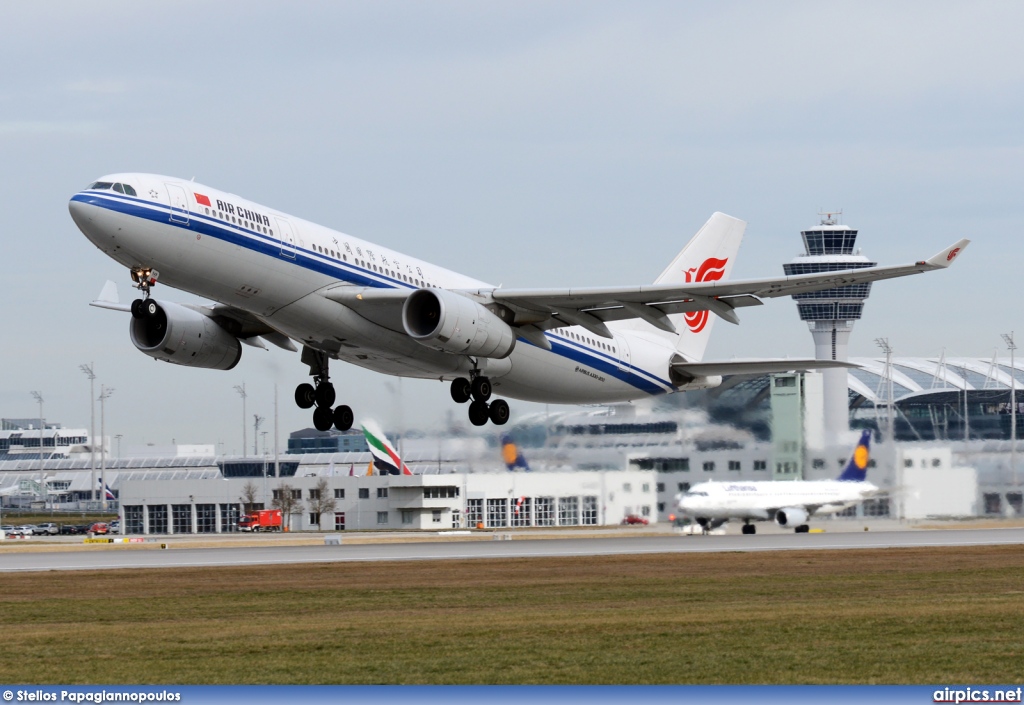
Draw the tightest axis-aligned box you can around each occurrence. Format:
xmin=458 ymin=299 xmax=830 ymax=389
xmin=0 ymin=545 xmax=1022 ymax=684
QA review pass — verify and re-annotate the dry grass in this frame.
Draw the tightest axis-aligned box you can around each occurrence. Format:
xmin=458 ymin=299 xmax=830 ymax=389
xmin=0 ymin=545 xmax=1022 ymax=684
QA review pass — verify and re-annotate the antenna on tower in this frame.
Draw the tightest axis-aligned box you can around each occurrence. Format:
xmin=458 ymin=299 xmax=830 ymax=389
xmin=817 ymin=209 xmax=842 ymax=226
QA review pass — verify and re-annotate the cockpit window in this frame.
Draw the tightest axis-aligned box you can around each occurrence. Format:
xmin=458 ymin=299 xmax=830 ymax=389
xmin=119 ymin=183 xmax=137 ymax=196
xmin=113 ymin=183 xmax=124 ymax=194
xmin=89 ymin=181 xmax=113 ymax=190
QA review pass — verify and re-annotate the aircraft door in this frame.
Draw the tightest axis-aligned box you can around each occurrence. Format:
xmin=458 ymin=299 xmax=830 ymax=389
xmin=165 ymin=183 xmax=190 ymax=224
xmin=615 ymin=335 xmax=632 ymax=377
xmin=275 ymin=216 xmax=297 ymax=259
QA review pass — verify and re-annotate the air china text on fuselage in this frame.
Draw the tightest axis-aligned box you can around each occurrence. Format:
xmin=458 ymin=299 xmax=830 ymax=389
xmin=69 ymin=173 xmax=969 ymax=432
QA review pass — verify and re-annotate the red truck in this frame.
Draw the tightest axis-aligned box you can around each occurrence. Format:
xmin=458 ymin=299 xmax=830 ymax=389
xmin=238 ymin=509 xmax=283 ymax=532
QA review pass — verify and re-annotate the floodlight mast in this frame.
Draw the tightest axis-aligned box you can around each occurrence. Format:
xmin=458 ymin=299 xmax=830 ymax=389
xmin=1003 ymin=332 xmax=1018 ymax=487
xmin=233 ymin=383 xmax=247 ymax=458
xmin=30 ymin=391 xmax=44 ymax=505
xmin=79 ymin=364 xmax=96 ymax=503
xmin=98 ymin=385 xmax=114 ymax=512
xmin=875 ymin=338 xmax=900 ymax=521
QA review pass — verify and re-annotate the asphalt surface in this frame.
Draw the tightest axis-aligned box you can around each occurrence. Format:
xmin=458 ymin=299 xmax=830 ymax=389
xmin=2 ymin=527 xmax=1023 ymax=572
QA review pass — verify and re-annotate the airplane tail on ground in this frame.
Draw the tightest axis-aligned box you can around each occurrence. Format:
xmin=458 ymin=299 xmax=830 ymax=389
xmin=837 ymin=430 xmax=873 ymax=482
xmin=361 ymin=420 xmax=412 ymax=475
xmin=649 ymin=212 xmax=746 ymax=362
xmin=501 ymin=434 xmax=530 ymax=471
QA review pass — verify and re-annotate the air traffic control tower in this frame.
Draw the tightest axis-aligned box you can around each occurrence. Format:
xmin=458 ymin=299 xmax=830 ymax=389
xmin=783 ymin=213 xmax=876 ymax=447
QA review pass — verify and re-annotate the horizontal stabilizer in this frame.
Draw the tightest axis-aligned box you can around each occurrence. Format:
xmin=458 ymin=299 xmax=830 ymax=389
xmin=89 ymin=280 xmax=131 ymax=312
xmin=671 ymin=358 xmax=859 ymax=378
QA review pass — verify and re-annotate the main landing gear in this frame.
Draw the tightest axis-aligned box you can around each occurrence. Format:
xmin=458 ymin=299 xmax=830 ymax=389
xmin=741 ymin=522 xmax=757 ymax=535
xmin=449 ymin=372 xmax=509 ymax=427
xmin=295 ymin=347 xmax=353 ymax=432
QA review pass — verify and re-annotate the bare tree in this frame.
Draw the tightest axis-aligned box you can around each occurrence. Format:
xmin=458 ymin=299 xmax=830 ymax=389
xmin=240 ymin=481 xmax=260 ymax=514
xmin=271 ymin=482 xmax=301 ymax=531
xmin=307 ymin=478 xmax=337 ymax=529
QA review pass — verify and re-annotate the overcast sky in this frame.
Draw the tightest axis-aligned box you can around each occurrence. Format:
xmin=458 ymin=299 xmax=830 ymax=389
xmin=1 ymin=1 xmax=1021 ymax=453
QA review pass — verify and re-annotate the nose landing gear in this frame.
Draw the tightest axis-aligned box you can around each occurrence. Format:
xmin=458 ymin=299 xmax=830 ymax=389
xmin=129 ymin=267 xmax=160 ymax=319
xmin=450 ymin=366 xmax=509 ymax=426
xmin=296 ymin=346 xmax=353 ymax=432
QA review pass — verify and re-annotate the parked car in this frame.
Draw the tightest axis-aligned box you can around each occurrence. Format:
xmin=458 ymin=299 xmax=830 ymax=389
xmin=1 ymin=525 xmax=14 ymax=536
xmin=36 ymin=523 xmax=59 ymax=536
xmin=12 ymin=525 xmax=35 ymax=536
xmin=622 ymin=515 xmax=649 ymax=526
xmin=108 ymin=520 xmax=120 ymax=534
xmin=59 ymin=524 xmax=84 ymax=535
xmin=86 ymin=522 xmax=109 ymax=535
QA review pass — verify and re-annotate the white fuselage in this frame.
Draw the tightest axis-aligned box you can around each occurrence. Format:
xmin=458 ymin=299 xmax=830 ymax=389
xmin=677 ymin=479 xmax=878 ymax=522
xmin=69 ymin=174 xmax=681 ymax=404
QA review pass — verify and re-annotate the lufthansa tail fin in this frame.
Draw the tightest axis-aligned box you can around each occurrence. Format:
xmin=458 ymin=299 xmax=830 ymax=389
xmin=501 ymin=434 xmax=530 ymax=472
xmin=650 ymin=213 xmax=746 ymax=362
xmin=837 ymin=430 xmax=872 ymax=482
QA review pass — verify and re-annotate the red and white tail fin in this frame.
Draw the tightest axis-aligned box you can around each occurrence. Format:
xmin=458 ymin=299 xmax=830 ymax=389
xmin=650 ymin=212 xmax=746 ymax=361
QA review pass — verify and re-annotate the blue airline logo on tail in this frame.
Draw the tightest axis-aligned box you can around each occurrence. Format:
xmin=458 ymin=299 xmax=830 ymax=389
xmin=837 ymin=430 xmax=872 ymax=482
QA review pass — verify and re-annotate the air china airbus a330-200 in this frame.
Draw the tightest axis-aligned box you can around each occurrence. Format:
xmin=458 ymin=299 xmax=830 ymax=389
xmin=68 ymin=174 xmax=969 ymax=431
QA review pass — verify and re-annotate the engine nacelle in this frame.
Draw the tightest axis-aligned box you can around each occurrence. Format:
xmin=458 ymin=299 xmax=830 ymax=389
xmin=775 ymin=507 xmax=809 ymax=527
xmin=130 ymin=300 xmax=242 ymax=370
xmin=402 ymin=288 xmax=516 ymax=359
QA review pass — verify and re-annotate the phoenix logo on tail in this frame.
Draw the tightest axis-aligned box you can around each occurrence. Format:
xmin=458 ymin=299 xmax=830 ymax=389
xmin=683 ymin=257 xmax=729 ymax=333
xmin=361 ymin=420 xmax=413 ymax=475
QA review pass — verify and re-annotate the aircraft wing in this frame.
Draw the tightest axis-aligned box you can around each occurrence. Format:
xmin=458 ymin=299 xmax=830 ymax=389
xmin=487 ymin=238 xmax=969 ymax=333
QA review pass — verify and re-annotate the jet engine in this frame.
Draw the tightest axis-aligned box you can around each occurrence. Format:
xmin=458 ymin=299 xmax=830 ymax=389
xmin=402 ymin=288 xmax=515 ymax=359
xmin=130 ymin=300 xmax=242 ymax=370
xmin=775 ymin=507 xmax=809 ymax=527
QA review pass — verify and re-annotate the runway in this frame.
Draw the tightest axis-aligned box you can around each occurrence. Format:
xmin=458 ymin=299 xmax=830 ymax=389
xmin=2 ymin=527 xmax=1024 ymax=572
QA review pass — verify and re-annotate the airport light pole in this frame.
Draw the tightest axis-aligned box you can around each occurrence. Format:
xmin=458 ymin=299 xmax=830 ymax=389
xmin=233 ymin=383 xmax=247 ymax=458
xmin=99 ymin=385 xmax=114 ymax=511
xmin=1003 ymin=332 xmax=1018 ymax=487
xmin=115 ymin=434 xmax=123 ymax=460
xmin=30 ymin=391 xmax=44 ymax=506
xmin=253 ymin=415 xmax=264 ymax=456
xmin=875 ymin=338 xmax=900 ymax=522
xmin=80 ymin=364 xmax=97 ymax=502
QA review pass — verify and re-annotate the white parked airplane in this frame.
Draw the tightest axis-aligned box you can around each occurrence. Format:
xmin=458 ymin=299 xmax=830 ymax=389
xmin=69 ymin=174 xmax=968 ymax=431
xmin=676 ymin=430 xmax=878 ymax=534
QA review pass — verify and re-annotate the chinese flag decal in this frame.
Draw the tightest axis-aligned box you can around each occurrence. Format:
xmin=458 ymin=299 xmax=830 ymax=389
xmin=194 ymin=192 xmax=212 ymax=207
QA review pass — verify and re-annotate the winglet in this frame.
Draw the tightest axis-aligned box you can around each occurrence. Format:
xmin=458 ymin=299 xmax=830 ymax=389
xmin=924 ymin=238 xmax=970 ymax=269
xmin=89 ymin=280 xmax=132 ymax=312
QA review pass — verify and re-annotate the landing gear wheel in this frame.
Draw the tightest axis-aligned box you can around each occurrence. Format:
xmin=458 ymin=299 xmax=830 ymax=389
xmin=471 ymin=376 xmax=492 ymax=402
xmin=131 ymin=299 xmax=145 ymax=319
xmin=488 ymin=399 xmax=510 ymax=425
xmin=144 ymin=299 xmax=160 ymax=318
xmin=468 ymin=400 xmax=490 ymax=427
xmin=742 ymin=524 xmax=756 ymax=535
xmin=295 ymin=383 xmax=316 ymax=409
xmin=333 ymin=405 xmax=354 ymax=431
xmin=312 ymin=406 xmax=334 ymax=432
xmin=450 ymin=378 xmax=471 ymax=404
xmin=795 ymin=525 xmax=810 ymax=534
xmin=315 ymin=382 xmax=336 ymax=408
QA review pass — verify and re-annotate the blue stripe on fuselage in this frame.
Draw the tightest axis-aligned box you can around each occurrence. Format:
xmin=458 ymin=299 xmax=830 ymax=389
xmin=73 ymin=191 xmax=676 ymax=395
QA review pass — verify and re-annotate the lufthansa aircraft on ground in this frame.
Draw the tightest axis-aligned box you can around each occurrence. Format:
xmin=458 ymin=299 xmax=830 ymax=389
xmin=68 ymin=175 xmax=968 ymax=431
xmin=676 ymin=430 xmax=878 ymax=534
